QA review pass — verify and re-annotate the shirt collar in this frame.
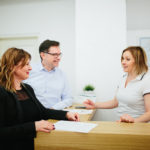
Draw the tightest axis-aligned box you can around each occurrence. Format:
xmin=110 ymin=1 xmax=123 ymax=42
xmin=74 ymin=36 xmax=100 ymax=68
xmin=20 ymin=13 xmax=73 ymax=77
xmin=135 ymin=72 xmax=146 ymax=81
xmin=123 ymin=72 xmax=146 ymax=81
xmin=39 ymin=63 xmax=56 ymax=72
xmin=39 ymin=62 xmax=44 ymax=70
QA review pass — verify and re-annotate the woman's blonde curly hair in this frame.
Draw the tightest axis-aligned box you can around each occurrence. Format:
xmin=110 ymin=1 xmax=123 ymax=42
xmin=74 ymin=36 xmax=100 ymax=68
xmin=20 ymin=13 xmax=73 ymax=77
xmin=0 ymin=47 xmax=31 ymax=92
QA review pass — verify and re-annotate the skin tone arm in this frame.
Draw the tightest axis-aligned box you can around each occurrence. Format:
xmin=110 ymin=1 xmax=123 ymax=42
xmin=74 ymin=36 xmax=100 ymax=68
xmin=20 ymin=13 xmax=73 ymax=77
xmin=83 ymin=97 xmax=118 ymax=109
xmin=119 ymin=94 xmax=150 ymax=123
xmin=35 ymin=112 xmax=80 ymax=133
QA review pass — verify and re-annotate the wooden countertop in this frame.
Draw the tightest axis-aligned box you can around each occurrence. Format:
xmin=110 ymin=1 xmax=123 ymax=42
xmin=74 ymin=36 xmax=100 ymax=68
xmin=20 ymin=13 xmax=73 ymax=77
xmin=35 ymin=120 xmax=150 ymax=150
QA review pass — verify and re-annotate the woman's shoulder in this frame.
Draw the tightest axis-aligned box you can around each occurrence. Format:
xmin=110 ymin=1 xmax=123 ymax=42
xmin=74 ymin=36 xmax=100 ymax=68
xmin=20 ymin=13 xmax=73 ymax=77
xmin=0 ymin=86 xmax=11 ymax=100
xmin=0 ymin=85 xmax=8 ymax=93
xmin=145 ymin=70 xmax=150 ymax=77
xmin=142 ymin=71 xmax=150 ymax=81
xmin=22 ymin=83 xmax=34 ymax=91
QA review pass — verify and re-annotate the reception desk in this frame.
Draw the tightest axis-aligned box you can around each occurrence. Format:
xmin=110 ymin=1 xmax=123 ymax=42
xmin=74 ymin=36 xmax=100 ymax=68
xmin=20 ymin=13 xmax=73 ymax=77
xmin=35 ymin=120 xmax=150 ymax=150
xmin=66 ymin=104 xmax=96 ymax=121
xmin=35 ymin=104 xmax=150 ymax=150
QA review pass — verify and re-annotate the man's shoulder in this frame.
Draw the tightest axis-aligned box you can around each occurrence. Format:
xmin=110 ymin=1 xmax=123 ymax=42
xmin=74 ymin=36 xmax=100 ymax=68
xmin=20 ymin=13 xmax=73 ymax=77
xmin=55 ymin=68 xmax=66 ymax=76
xmin=55 ymin=67 xmax=63 ymax=73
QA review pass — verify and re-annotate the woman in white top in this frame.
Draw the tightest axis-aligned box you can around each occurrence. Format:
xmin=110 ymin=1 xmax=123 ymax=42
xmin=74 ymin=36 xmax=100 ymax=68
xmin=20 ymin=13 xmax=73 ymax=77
xmin=84 ymin=46 xmax=150 ymax=123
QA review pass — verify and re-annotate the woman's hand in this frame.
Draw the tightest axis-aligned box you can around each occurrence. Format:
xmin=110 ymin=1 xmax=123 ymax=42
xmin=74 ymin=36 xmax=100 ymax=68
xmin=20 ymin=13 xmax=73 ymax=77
xmin=35 ymin=120 xmax=55 ymax=133
xmin=66 ymin=112 xmax=80 ymax=121
xmin=118 ymin=114 xmax=134 ymax=123
xmin=83 ymin=99 xmax=96 ymax=109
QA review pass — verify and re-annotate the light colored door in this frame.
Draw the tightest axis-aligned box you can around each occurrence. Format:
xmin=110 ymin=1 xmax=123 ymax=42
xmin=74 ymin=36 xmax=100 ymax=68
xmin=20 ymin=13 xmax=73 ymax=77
xmin=0 ymin=36 xmax=40 ymax=63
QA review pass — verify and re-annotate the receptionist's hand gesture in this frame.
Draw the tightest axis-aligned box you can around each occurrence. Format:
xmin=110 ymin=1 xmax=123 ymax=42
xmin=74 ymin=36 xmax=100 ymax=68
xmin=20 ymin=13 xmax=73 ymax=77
xmin=83 ymin=99 xmax=96 ymax=109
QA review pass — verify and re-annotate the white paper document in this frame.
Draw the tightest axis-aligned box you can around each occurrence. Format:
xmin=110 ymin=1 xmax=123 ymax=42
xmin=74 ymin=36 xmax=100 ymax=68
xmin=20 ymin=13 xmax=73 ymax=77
xmin=63 ymin=109 xmax=93 ymax=114
xmin=54 ymin=121 xmax=97 ymax=133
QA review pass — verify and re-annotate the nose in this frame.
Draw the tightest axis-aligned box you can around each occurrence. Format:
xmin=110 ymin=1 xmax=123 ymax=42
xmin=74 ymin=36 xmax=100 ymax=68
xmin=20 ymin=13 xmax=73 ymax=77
xmin=56 ymin=55 xmax=61 ymax=60
xmin=55 ymin=54 xmax=61 ymax=58
xmin=121 ymin=59 xmax=126 ymax=65
xmin=57 ymin=56 xmax=61 ymax=59
xmin=29 ymin=65 xmax=32 ymax=71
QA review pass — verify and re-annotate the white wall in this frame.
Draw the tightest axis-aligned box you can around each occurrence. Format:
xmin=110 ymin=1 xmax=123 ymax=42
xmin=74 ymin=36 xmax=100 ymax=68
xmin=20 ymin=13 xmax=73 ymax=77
xmin=0 ymin=0 xmax=76 ymax=95
xmin=127 ymin=30 xmax=150 ymax=46
xmin=75 ymin=0 xmax=127 ymax=121
xmin=0 ymin=0 xmax=127 ymax=121
xmin=127 ymin=0 xmax=150 ymax=46
xmin=127 ymin=0 xmax=150 ymax=30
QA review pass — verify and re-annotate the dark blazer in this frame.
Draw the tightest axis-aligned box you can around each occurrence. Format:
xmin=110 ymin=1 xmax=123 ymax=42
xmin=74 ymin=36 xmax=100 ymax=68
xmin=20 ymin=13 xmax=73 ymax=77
xmin=0 ymin=83 xmax=68 ymax=150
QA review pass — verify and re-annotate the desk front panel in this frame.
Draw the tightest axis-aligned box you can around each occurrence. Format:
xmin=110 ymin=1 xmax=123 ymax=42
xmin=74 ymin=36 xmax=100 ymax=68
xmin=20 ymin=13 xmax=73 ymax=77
xmin=35 ymin=121 xmax=150 ymax=150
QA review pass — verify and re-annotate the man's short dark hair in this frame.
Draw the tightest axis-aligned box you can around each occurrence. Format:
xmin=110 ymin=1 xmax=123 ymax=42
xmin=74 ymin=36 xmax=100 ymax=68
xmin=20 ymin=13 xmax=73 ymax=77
xmin=39 ymin=40 xmax=60 ymax=53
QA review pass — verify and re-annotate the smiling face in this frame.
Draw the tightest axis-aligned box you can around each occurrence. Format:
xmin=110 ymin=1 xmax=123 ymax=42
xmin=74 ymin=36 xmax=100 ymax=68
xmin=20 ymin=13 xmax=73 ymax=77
xmin=13 ymin=59 xmax=32 ymax=81
xmin=40 ymin=46 xmax=61 ymax=70
xmin=121 ymin=50 xmax=135 ymax=73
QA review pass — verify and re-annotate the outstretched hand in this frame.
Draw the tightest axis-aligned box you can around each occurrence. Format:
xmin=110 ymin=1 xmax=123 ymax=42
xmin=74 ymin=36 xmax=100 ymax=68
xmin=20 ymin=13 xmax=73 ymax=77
xmin=83 ymin=99 xmax=96 ymax=109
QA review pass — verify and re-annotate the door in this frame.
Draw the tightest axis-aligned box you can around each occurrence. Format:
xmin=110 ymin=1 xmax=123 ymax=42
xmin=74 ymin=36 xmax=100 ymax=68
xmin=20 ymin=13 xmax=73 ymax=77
xmin=0 ymin=36 xmax=40 ymax=63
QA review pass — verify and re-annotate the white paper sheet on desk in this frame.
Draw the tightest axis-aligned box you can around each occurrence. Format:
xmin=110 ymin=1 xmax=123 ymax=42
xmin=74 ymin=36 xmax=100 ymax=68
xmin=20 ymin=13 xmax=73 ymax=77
xmin=54 ymin=121 xmax=97 ymax=133
xmin=63 ymin=109 xmax=93 ymax=114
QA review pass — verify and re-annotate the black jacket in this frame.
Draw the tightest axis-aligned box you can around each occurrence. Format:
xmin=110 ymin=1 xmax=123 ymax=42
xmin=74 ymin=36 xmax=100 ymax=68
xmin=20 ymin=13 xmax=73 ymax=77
xmin=0 ymin=83 xmax=68 ymax=150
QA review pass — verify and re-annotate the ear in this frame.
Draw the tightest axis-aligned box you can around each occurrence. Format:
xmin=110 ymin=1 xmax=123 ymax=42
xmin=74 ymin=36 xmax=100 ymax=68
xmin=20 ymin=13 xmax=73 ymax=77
xmin=40 ymin=52 xmax=45 ymax=60
xmin=12 ymin=65 xmax=16 ymax=72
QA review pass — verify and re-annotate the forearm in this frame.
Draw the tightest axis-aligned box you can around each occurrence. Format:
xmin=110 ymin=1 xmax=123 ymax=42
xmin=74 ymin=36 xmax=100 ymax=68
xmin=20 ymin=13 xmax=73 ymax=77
xmin=134 ymin=112 xmax=150 ymax=123
xmin=95 ymin=99 xmax=118 ymax=109
xmin=43 ymin=109 xmax=68 ymax=120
